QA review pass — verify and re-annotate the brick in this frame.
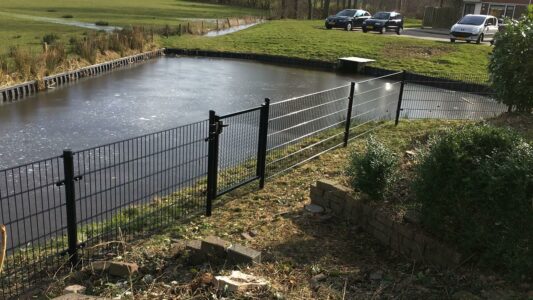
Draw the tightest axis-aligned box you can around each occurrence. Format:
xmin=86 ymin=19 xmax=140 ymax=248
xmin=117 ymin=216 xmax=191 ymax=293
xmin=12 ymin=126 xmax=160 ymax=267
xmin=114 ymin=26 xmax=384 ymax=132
xmin=316 ymin=179 xmax=339 ymax=192
xmin=201 ymin=236 xmax=232 ymax=259
xmin=372 ymin=227 xmax=390 ymax=245
xmin=328 ymin=195 xmax=346 ymax=215
xmin=361 ymin=204 xmax=375 ymax=219
xmin=375 ymin=212 xmax=394 ymax=228
xmin=227 ymin=244 xmax=261 ymax=265
xmin=186 ymin=240 xmax=207 ymax=265
xmin=310 ymin=185 xmax=329 ymax=208
xmin=368 ymin=218 xmax=388 ymax=233
xmin=107 ymin=262 xmax=138 ymax=278
xmin=395 ymin=223 xmax=415 ymax=239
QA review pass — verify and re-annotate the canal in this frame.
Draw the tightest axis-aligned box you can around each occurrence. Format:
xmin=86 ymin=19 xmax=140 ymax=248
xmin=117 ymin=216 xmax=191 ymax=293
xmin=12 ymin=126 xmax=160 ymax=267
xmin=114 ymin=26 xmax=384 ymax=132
xmin=0 ymin=57 xmax=364 ymax=170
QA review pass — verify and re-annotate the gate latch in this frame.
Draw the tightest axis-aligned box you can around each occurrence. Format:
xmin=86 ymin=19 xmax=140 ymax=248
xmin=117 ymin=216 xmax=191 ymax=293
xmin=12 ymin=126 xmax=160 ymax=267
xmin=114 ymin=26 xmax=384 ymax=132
xmin=206 ymin=120 xmax=229 ymax=141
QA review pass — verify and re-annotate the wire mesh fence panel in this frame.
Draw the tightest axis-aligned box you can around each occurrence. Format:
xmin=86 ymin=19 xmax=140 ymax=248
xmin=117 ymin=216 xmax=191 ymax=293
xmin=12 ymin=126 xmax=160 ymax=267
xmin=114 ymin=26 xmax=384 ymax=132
xmin=266 ymin=85 xmax=351 ymax=178
xmin=0 ymin=157 xmax=69 ymax=298
xmin=217 ymin=108 xmax=262 ymax=196
xmin=348 ymin=74 xmax=401 ymax=140
xmin=73 ymin=121 xmax=209 ymax=254
xmin=401 ymin=72 xmax=507 ymax=120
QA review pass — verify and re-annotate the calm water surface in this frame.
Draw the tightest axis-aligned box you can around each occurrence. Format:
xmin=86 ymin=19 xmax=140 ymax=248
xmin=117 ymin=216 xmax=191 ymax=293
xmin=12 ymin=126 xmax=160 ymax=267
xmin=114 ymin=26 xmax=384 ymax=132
xmin=0 ymin=57 xmax=365 ymax=169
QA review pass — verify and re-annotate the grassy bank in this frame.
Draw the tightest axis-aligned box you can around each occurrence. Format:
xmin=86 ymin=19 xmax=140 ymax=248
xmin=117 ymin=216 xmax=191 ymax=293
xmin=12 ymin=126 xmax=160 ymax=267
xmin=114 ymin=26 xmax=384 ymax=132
xmin=164 ymin=20 xmax=492 ymax=79
xmin=42 ymin=118 xmax=531 ymax=299
xmin=0 ymin=0 xmax=263 ymax=54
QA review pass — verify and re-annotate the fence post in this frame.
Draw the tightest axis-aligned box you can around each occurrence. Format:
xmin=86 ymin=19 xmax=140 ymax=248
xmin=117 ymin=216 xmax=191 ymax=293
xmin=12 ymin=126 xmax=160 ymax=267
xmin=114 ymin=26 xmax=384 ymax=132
xmin=206 ymin=111 xmax=220 ymax=217
xmin=343 ymin=82 xmax=356 ymax=147
xmin=256 ymin=98 xmax=270 ymax=189
xmin=62 ymin=149 xmax=79 ymax=267
xmin=395 ymin=70 xmax=407 ymax=126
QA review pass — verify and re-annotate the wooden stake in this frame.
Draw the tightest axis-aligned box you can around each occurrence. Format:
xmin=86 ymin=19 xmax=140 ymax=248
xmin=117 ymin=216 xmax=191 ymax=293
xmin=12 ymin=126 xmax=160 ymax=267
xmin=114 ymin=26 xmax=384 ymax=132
xmin=0 ymin=225 xmax=6 ymax=275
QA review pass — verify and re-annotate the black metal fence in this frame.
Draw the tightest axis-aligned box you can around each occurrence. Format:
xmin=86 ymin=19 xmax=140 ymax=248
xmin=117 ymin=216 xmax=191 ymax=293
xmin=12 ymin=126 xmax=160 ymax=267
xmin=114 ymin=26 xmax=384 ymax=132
xmin=0 ymin=71 xmax=506 ymax=298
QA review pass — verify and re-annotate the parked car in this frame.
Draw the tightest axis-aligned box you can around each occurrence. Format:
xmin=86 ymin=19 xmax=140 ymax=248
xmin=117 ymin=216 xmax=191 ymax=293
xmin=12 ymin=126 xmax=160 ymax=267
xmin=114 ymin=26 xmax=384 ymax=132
xmin=361 ymin=11 xmax=403 ymax=34
xmin=325 ymin=9 xmax=371 ymax=31
xmin=450 ymin=14 xmax=499 ymax=44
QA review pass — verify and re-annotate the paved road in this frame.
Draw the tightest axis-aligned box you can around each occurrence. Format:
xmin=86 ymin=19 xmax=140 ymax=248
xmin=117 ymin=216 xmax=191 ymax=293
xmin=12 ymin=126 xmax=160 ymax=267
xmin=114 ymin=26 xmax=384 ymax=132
xmin=349 ymin=27 xmax=492 ymax=45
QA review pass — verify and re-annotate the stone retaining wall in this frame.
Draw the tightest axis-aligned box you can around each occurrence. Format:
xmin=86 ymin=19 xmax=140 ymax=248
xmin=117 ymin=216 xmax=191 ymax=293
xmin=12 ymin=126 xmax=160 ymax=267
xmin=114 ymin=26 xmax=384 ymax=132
xmin=310 ymin=179 xmax=462 ymax=268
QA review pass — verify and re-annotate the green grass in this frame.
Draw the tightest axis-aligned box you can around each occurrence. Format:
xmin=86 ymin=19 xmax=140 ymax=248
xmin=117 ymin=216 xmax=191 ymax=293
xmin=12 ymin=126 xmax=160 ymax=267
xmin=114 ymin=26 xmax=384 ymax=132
xmin=0 ymin=14 xmax=86 ymax=54
xmin=164 ymin=20 xmax=492 ymax=79
xmin=404 ymin=17 xmax=422 ymax=28
xmin=0 ymin=0 xmax=264 ymax=54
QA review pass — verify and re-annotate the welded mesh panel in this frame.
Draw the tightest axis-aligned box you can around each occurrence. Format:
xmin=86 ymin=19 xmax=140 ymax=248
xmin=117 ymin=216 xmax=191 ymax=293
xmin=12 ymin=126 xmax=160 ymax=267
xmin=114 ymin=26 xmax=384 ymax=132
xmin=73 ymin=121 xmax=209 ymax=250
xmin=347 ymin=76 xmax=401 ymax=140
xmin=217 ymin=108 xmax=261 ymax=195
xmin=266 ymin=85 xmax=351 ymax=177
xmin=401 ymin=73 xmax=507 ymax=120
xmin=0 ymin=157 xmax=68 ymax=298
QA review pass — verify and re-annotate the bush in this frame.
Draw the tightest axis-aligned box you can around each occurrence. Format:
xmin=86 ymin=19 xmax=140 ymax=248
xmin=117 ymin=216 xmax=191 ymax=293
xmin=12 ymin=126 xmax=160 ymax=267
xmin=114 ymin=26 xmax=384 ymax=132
xmin=489 ymin=6 xmax=533 ymax=112
xmin=61 ymin=15 xmax=73 ymax=18
xmin=43 ymin=43 xmax=66 ymax=73
xmin=72 ymin=37 xmax=97 ymax=64
xmin=414 ymin=124 xmax=533 ymax=278
xmin=346 ymin=136 xmax=398 ymax=200
xmin=95 ymin=21 xmax=109 ymax=26
xmin=42 ymin=33 xmax=60 ymax=45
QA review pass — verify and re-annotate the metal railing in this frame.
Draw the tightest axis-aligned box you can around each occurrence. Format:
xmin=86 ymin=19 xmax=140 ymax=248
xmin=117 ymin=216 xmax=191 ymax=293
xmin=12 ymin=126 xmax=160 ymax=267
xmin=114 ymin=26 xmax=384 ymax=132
xmin=0 ymin=71 xmax=506 ymax=298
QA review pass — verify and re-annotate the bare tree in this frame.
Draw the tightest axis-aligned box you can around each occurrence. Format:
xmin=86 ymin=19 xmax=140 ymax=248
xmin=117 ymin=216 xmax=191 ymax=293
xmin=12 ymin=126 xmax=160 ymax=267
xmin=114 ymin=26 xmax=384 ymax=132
xmin=323 ymin=0 xmax=331 ymax=17
xmin=308 ymin=0 xmax=313 ymax=18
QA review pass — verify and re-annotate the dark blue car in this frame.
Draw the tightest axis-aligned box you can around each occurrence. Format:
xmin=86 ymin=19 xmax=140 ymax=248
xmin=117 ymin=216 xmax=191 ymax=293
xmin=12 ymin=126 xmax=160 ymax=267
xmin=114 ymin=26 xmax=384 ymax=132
xmin=362 ymin=11 xmax=404 ymax=34
xmin=325 ymin=9 xmax=371 ymax=31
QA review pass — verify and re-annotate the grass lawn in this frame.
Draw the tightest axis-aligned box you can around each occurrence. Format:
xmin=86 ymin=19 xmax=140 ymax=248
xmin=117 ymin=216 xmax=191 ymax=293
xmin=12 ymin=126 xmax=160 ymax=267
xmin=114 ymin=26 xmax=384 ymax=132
xmin=0 ymin=0 xmax=263 ymax=54
xmin=164 ymin=20 xmax=492 ymax=79
xmin=42 ymin=118 xmax=530 ymax=299
xmin=0 ymin=14 xmax=86 ymax=54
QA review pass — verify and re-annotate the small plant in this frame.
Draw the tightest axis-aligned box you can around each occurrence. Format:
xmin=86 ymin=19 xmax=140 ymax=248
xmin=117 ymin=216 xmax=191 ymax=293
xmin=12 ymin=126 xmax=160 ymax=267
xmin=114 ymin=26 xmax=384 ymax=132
xmin=61 ymin=15 xmax=74 ymax=18
xmin=95 ymin=21 xmax=109 ymax=26
xmin=414 ymin=124 xmax=533 ymax=279
xmin=346 ymin=135 xmax=398 ymax=200
xmin=42 ymin=33 xmax=60 ymax=45
xmin=43 ymin=42 xmax=66 ymax=73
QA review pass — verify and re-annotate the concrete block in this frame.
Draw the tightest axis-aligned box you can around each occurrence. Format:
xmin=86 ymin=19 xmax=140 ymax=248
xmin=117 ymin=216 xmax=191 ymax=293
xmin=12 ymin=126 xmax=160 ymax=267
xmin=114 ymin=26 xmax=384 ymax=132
xmin=201 ymin=236 xmax=232 ymax=259
xmin=316 ymin=179 xmax=341 ymax=192
xmin=186 ymin=240 xmax=207 ymax=265
xmin=107 ymin=262 xmax=139 ymax=278
xmin=227 ymin=244 xmax=261 ymax=265
xmin=63 ymin=285 xmax=86 ymax=295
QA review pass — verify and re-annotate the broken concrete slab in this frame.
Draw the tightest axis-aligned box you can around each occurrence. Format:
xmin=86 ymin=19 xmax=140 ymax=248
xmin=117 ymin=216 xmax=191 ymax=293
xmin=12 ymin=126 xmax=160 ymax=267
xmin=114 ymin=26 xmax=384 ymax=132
xmin=63 ymin=284 xmax=86 ymax=294
xmin=53 ymin=294 xmax=109 ymax=300
xmin=89 ymin=261 xmax=138 ymax=278
xmin=305 ymin=204 xmax=325 ymax=214
xmin=227 ymin=244 xmax=261 ymax=265
xmin=214 ymin=270 xmax=268 ymax=292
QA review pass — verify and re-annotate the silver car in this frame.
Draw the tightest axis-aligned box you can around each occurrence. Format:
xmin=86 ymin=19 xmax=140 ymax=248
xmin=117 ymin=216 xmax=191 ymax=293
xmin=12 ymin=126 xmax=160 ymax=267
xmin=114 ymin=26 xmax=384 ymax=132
xmin=450 ymin=14 xmax=499 ymax=44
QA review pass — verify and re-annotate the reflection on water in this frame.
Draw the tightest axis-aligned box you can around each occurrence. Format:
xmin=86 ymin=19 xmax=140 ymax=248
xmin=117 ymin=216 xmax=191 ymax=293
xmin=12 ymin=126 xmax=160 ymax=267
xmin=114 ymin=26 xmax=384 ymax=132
xmin=0 ymin=57 xmax=364 ymax=169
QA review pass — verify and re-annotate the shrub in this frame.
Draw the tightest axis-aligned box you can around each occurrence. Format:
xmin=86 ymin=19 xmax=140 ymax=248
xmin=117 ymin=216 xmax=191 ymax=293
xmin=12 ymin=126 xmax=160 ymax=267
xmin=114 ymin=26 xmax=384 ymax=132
xmin=95 ymin=21 xmax=109 ymax=26
xmin=43 ymin=42 xmax=66 ymax=73
xmin=42 ymin=33 xmax=60 ymax=45
xmin=414 ymin=124 xmax=533 ymax=278
xmin=346 ymin=136 xmax=398 ymax=200
xmin=61 ymin=15 xmax=73 ymax=18
xmin=489 ymin=6 xmax=533 ymax=112
xmin=72 ymin=37 xmax=97 ymax=64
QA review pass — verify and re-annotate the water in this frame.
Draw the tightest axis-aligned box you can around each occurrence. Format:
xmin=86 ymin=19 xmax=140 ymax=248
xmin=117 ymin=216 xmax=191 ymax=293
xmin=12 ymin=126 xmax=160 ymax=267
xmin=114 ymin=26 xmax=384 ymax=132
xmin=205 ymin=22 xmax=262 ymax=37
xmin=0 ymin=11 xmax=121 ymax=32
xmin=0 ymin=57 xmax=365 ymax=170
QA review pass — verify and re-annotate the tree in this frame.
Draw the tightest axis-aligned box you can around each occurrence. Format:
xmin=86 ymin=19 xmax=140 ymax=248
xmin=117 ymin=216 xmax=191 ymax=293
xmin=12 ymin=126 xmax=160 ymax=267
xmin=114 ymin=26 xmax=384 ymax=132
xmin=322 ymin=0 xmax=331 ymax=18
xmin=308 ymin=0 xmax=313 ymax=19
xmin=489 ymin=6 xmax=533 ymax=112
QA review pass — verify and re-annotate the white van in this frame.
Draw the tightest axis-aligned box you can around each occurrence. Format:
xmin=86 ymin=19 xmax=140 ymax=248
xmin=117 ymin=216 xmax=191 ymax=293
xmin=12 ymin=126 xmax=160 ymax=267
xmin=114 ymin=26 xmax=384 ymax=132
xmin=450 ymin=14 xmax=499 ymax=44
